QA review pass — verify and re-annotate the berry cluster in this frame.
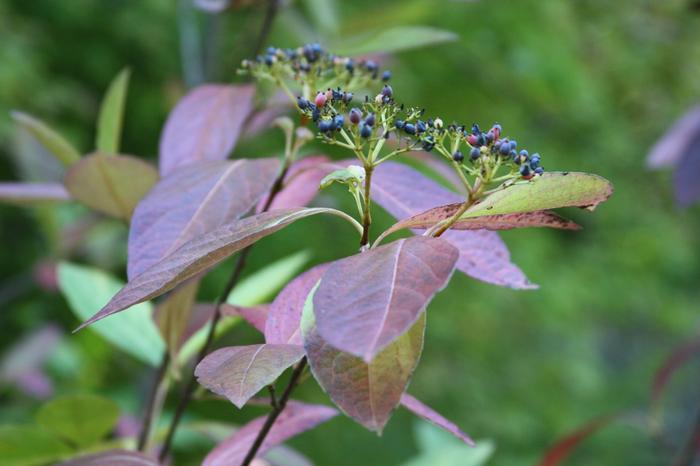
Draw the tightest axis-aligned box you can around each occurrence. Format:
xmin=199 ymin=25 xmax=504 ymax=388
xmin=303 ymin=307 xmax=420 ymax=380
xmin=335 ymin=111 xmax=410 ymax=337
xmin=240 ymin=44 xmax=391 ymax=96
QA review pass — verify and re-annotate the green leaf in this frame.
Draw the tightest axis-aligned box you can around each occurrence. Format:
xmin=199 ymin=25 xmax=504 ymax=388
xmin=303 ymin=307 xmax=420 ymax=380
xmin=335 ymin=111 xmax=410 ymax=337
xmin=0 ymin=425 xmax=72 ymax=466
xmin=227 ymin=250 xmax=311 ymax=306
xmin=11 ymin=111 xmax=81 ymax=167
xmin=57 ymin=262 xmax=165 ymax=366
xmin=319 ymin=166 xmax=365 ymax=190
xmin=96 ymin=68 xmax=130 ymax=154
xmin=403 ymin=423 xmax=494 ymax=466
xmin=301 ymin=0 xmax=339 ymax=36
xmin=331 ymin=26 xmax=457 ymax=57
xmin=179 ymin=251 xmax=310 ymax=363
xmin=64 ymin=153 xmax=159 ymax=220
xmin=461 ymin=172 xmax=614 ymax=219
xmin=156 ymin=279 xmax=199 ymax=366
xmin=36 ymin=394 xmax=120 ymax=448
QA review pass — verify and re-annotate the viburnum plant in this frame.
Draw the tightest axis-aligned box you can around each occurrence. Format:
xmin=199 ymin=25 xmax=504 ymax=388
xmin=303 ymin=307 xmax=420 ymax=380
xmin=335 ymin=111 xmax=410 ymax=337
xmin=0 ymin=44 xmax=613 ymax=465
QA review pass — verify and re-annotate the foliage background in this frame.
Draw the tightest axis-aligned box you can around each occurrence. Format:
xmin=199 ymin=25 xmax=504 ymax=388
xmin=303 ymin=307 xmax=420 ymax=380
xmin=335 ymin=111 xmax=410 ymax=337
xmin=1 ymin=0 xmax=700 ymax=465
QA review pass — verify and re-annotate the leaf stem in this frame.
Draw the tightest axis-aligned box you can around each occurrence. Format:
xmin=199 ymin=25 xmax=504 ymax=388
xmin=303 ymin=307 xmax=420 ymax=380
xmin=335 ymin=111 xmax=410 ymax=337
xmin=359 ymin=164 xmax=374 ymax=247
xmin=240 ymin=357 xmax=308 ymax=466
xmin=251 ymin=0 xmax=280 ymax=57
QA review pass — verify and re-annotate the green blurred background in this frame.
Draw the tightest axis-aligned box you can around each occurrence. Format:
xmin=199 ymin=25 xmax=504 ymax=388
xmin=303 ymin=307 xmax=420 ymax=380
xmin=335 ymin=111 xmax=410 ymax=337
xmin=2 ymin=0 xmax=700 ymax=465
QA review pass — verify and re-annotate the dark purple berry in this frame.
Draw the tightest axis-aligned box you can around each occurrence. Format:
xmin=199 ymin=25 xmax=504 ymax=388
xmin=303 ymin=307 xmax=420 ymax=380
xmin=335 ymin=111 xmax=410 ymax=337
xmin=297 ymin=97 xmax=310 ymax=110
xmin=366 ymin=60 xmax=378 ymax=72
xmin=332 ymin=89 xmax=343 ymax=100
xmin=453 ymin=150 xmax=464 ymax=162
xmin=349 ymin=108 xmax=362 ymax=125
xmin=470 ymin=148 xmax=481 ymax=160
xmin=342 ymin=92 xmax=354 ymax=103
xmin=404 ymin=123 xmax=416 ymax=135
xmin=360 ymin=124 xmax=372 ymax=138
xmin=318 ymin=119 xmax=333 ymax=133
xmin=381 ymin=85 xmax=393 ymax=98
xmin=382 ymin=70 xmax=392 ymax=81
xmin=333 ymin=115 xmax=345 ymax=130
xmin=365 ymin=113 xmax=376 ymax=127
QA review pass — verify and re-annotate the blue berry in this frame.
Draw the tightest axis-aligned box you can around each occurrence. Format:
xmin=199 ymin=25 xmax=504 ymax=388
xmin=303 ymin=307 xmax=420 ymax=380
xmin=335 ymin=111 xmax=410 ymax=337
xmin=332 ymin=89 xmax=343 ymax=100
xmin=297 ymin=97 xmax=309 ymax=110
xmin=471 ymin=123 xmax=481 ymax=135
xmin=520 ymin=164 xmax=531 ymax=177
xmin=534 ymin=166 xmax=544 ymax=175
xmin=366 ymin=61 xmax=378 ymax=72
xmin=470 ymin=148 xmax=481 ymax=160
xmin=453 ymin=150 xmax=464 ymax=162
xmin=381 ymin=85 xmax=393 ymax=98
xmin=422 ymin=136 xmax=435 ymax=152
xmin=360 ymin=124 xmax=372 ymax=138
xmin=318 ymin=119 xmax=333 ymax=133
xmin=404 ymin=123 xmax=416 ymax=135
xmin=499 ymin=143 xmax=511 ymax=156
xmin=416 ymin=120 xmax=427 ymax=133
xmin=349 ymin=108 xmax=362 ymax=125
xmin=342 ymin=92 xmax=354 ymax=103
xmin=266 ymin=47 xmax=277 ymax=55
xmin=530 ymin=153 xmax=541 ymax=168
xmin=264 ymin=55 xmax=274 ymax=66
xmin=311 ymin=107 xmax=320 ymax=122
xmin=519 ymin=149 xmax=529 ymax=158
xmin=394 ymin=119 xmax=405 ymax=130
xmin=364 ymin=113 xmax=376 ymax=127
xmin=509 ymin=140 xmax=517 ymax=150
xmin=333 ymin=115 xmax=345 ymax=130
xmin=382 ymin=70 xmax=392 ymax=81
xmin=345 ymin=60 xmax=355 ymax=73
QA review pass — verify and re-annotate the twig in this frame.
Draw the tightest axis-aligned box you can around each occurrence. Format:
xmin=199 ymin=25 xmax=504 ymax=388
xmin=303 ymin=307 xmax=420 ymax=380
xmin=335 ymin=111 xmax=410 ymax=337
xmin=240 ymin=358 xmax=308 ymax=466
xmin=359 ymin=164 xmax=374 ymax=247
xmin=137 ymin=353 xmax=170 ymax=451
xmin=252 ymin=0 xmax=280 ymax=57
xmin=158 ymin=165 xmax=289 ymax=462
xmin=675 ymin=405 xmax=700 ymax=466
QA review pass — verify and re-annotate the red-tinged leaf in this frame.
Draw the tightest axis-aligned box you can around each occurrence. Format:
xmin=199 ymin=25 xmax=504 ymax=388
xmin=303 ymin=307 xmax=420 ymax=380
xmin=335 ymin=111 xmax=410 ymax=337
xmin=64 ymin=153 xmax=159 ymax=220
xmin=382 ymin=205 xmax=580 ymax=237
xmin=0 ymin=182 xmax=70 ymax=204
xmin=221 ymin=304 xmax=269 ymax=333
xmin=371 ymin=161 xmax=534 ymax=289
xmin=203 ymin=402 xmax=337 ymax=466
xmin=647 ymin=105 xmax=700 ymax=169
xmin=159 ymin=84 xmax=255 ymax=176
xmin=195 ymin=344 xmax=305 ymax=408
xmin=76 ymin=208 xmax=353 ymax=330
xmin=314 ymin=236 xmax=457 ymax=361
xmin=400 ymin=393 xmax=475 ymax=446
xmin=538 ymin=415 xmax=617 ymax=466
xmin=128 ymin=158 xmax=279 ymax=278
xmin=651 ymin=338 xmax=700 ymax=405
xmin=302 ymin=289 xmax=425 ymax=433
xmin=673 ymin=134 xmax=700 ymax=207
xmin=243 ymin=92 xmax=292 ymax=138
xmin=462 ymin=172 xmax=613 ymax=219
xmin=56 ymin=449 xmax=160 ymax=466
xmin=258 ymin=156 xmax=331 ymax=212
xmin=265 ymin=264 xmax=329 ymax=345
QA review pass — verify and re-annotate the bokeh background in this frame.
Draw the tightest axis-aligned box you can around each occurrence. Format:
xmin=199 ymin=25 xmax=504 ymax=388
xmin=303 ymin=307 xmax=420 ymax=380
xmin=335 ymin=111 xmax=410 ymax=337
xmin=2 ymin=1 xmax=700 ymax=465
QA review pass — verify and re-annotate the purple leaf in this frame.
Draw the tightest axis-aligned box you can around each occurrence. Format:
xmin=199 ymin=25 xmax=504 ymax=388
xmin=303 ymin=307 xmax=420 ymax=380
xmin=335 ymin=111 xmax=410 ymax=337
xmin=258 ymin=156 xmax=331 ymax=211
xmin=128 ymin=158 xmax=279 ymax=278
xmin=302 ymin=293 xmax=425 ymax=433
xmin=56 ymin=450 xmax=159 ymax=466
xmin=0 ymin=182 xmax=70 ymax=205
xmin=221 ymin=304 xmax=270 ymax=334
xmin=400 ymin=393 xmax=475 ymax=446
xmin=371 ymin=161 xmax=534 ymax=289
xmin=673 ymin=134 xmax=700 ymax=207
xmin=314 ymin=236 xmax=457 ymax=361
xmin=265 ymin=264 xmax=329 ymax=345
xmin=159 ymin=84 xmax=255 ymax=176
xmin=243 ymin=91 xmax=293 ymax=138
xmin=404 ymin=151 xmax=466 ymax=194
xmin=64 ymin=153 xmax=159 ymax=220
xmin=203 ymin=402 xmax=337 ymax=466
xmin=195 ymin=343 xmax=305 ymax=408
xmin=76 ymin=208 xmax=347 ymax=330
xmin=647 ymin=105 xmax=700 ymax=169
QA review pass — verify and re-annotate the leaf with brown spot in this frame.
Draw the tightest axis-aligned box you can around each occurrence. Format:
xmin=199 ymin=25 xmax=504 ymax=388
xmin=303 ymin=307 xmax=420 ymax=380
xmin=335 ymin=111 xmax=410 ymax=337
xmin=128 ymin=158 xmax=279 ymax=278
xmin=302 ymin=284 xmax=425 ymax=433
xmin=159 ymin=84 xmax=255 ymax=176
xmin=462 ymin=172 xmax=613 ymax=219
xmin=195 ymin=344 xmax=305 ymax=408
xmin=64 ymin=153 xmax=159 ymax=220
xmin=76 ymin=207 xmax=357 ymax=330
